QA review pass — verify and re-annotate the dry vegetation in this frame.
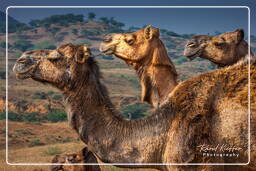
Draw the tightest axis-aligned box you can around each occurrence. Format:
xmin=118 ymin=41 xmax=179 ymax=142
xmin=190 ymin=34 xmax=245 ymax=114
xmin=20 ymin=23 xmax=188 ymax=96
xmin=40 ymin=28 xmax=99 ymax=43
xmin=0 ymin=14 xmax=255 ymax=170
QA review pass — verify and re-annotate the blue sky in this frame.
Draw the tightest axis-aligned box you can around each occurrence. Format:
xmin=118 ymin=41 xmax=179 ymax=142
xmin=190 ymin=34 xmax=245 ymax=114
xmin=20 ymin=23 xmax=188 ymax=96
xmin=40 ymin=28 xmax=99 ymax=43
xmin=0 ymin=0 xmax=255 ymax=35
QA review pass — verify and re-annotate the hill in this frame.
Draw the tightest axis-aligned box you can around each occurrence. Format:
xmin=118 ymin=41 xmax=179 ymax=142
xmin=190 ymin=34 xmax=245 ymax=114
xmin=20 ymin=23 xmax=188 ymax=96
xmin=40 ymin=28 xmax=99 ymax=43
xmin=0 ymin=13 xmax=255 ymax=168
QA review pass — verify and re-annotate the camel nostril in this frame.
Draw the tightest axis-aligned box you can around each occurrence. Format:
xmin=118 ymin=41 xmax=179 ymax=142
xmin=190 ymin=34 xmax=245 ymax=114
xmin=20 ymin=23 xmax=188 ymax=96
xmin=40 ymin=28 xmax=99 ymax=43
xmin=17 ymin=56 xmax=28 ymax=63
xmin=187 ymin=41 xmax=197 ymax=48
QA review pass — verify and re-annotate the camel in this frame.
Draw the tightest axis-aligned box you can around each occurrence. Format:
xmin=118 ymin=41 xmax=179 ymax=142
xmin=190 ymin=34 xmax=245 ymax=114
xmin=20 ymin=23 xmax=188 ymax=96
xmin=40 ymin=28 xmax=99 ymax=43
xmin=51 ymin=147 xmax=101 ymax=171
xmin=100 ymin=25 xmax=178 ymax=108
xmin=99 ymin=27 xmax=256 ymax=170
xmin=13 ymin=44 xmax=255 ymax=171
xmin=184 ymin=29 xmax=254 ymax=67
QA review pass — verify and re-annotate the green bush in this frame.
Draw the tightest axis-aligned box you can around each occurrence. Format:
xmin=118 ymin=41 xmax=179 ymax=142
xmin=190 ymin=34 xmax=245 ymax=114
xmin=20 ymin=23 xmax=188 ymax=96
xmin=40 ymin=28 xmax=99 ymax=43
xmin=8 ymin=111 xmax=21 ymax=121
xmin=44 ymin=147 xmax=62 ymax=155
xmin=121 ymin=103 xmax=150 ymax=119
xmin=71 ymin=28 xmax=78 ymax=35
xmin=0 ymin=71 xmax=6 ymax=79
xmin=29 ymin=139 xmax=45 ymax=147
xmin=32 ymin=91 xmax=47 ymax=99
xmin=80 ymin=29 xmax=100 ymax=37
xmin=0 ymin=42 xmax=5 ymax=48
xmin=47 ymin=109 xmax=67 ymax=122
xmin=102 ymin=55 xmax=114 ymax=60
xmin=0 ymin=112 xmax=5 ymax=120
xmin=121 ymin=75 xmax=139 ymax=89
xmin=34 ymin=41 xmax=56 ymax=50
xmin=52 ymin=94 xmax=62 ymax=100
xmin=49 ymin=27 xmax=61 ymax=36
xmin=13 ymin=40 xmax=34 ymax=51
xmin=56 ymin=36 xmax=64 ymax=42
xmin=174 ymin=57 xmax=189 ymax=65
xmin=73 ymin=40 xmax=91 ymax=46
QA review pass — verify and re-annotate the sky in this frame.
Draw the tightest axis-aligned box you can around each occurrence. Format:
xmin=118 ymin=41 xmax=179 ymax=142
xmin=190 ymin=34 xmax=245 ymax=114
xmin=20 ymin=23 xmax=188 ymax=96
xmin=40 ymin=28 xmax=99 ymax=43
xmin=0 ymin=0 xmax=255 ymax=35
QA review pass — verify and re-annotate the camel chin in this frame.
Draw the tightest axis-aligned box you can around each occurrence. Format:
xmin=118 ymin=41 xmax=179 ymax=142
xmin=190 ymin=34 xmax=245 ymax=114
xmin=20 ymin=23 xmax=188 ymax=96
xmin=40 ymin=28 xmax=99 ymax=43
xmin=184 ymin=46 xmax=202 ymax=60
xmin=13 ymin=63 xmax=35 ymax=80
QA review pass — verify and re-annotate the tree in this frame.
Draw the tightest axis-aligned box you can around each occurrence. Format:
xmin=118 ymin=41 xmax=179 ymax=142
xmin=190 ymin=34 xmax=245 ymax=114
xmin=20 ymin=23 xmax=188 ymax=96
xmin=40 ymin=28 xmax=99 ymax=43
xmin=88 ymin=12 xmax=96 ymax=21
xmin=13 ymin=40 xmax=33 ymax=51
xmin=71 ymin=28 xmax=78 ymax=35
xmin=99 ymin=17 xmax=109 ymax=25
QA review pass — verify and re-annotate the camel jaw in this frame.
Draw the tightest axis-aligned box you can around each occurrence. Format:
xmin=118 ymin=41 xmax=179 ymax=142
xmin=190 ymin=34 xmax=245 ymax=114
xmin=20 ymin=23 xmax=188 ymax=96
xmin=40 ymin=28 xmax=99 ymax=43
xmin=99 ymin=44 xmax=115 ymax=55
xmin=13 ymin=62 xmax=37 ymax=80
xmin=184 ymin=47 xmax=202 ymax=60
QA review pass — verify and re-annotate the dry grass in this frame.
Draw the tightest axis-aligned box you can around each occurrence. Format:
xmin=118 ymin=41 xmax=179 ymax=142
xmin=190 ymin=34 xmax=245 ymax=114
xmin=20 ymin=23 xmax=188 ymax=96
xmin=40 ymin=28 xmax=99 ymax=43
xmin=0 ymin=142 xmax=156 ymax=171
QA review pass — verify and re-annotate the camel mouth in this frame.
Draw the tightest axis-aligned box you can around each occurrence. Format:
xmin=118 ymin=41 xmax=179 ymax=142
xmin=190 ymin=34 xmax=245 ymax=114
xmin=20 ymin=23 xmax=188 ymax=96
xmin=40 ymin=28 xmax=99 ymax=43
xmin=13 ymin=58 xmax=37 ymax=80
xmin=99 ymin=44 xmax=115 ymax=55
xmin=184 ymin=48 xmax=202 ymax=60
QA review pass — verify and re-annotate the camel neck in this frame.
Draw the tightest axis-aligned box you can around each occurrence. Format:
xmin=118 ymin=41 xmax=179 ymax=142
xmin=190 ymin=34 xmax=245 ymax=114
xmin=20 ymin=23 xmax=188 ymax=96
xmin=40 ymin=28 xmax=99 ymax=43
xmin=62 ymin=71 xmax=172 ymax=163
xmin=136 ymin=42 xmax=178 ymax=107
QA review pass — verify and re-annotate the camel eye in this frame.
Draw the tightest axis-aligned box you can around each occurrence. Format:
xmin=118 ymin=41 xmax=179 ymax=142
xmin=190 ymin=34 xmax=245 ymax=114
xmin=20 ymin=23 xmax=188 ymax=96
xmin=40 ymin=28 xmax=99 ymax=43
xmin=214 ymin=41 xmax=225 ymax=48
xmin=125 ymin=37 xmax=135 ymax=45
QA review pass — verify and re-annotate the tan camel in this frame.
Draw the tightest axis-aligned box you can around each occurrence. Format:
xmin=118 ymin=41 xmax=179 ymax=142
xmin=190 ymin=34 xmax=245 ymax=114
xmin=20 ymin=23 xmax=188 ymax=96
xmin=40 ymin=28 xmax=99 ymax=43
xmin=184 ymin=29 xmax=254 ymax=67
xmin=13 ymin=44 xmax=255 ymax=171
xmin=100 ymin=25 xmax=178 ymax=108
xmin=99 ymin=27 xmax=256 ymax=170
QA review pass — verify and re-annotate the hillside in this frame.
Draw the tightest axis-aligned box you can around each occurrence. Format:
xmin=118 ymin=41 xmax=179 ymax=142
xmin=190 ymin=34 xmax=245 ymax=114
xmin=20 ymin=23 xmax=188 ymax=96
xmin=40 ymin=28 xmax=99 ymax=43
xmin=0 ymin=13 xmax=255 ymax=169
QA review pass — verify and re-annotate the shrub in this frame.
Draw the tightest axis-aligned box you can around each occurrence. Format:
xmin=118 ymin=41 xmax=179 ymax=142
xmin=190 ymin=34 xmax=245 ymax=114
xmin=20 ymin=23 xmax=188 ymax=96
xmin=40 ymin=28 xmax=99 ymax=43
xmin=80 ymin=29 xmax=100 ymax=37
xmin=22 ymin=112 xmax=44 ymax=122
xmin=33 ymin=41 xmax=56 ymax=50
xmin=73 ymin=40 xmax=91 ymax=46
xmin=0 ymin=71 xmax=6 ymax=79
xmin=102 ymin=55 xmax=114 ymax=60
xmin=44 ymin=147 xmax=62 ymax=155
xmin=0 ymin=42 xmax=6 ymax=48
xmin=121 ymin=75 xmax=139 ymax=89
xmin=47 ymin=109 xmax=67 ymax=122
xmin=32 ymin=91 xmax=47 ymax=99
xmin=71 ymin=28 xmax=78 ymax=35
xmin=13 ymin=40 xmax=34 ymax=51
xmin=8 ymin=111 xmax=21 ymax=121
xmin=29 ymin=139 xmax=44 ymax=147
xmin=52 ymin=94 xmax=62 ymax=100
xmin=56 ymin=36 xmax=64 ymax=42
xmin=121 ymin=103 xmax=150 ymax=119
xmin=49 ymin=27 xmax=61 ymax=36
xmin=47 ymin=90 xmax=55 ymax=95
xmin=174 ymin=57 xmax=189 ymax=65
xmin=0 ymin=112 xmax=5 ymax=120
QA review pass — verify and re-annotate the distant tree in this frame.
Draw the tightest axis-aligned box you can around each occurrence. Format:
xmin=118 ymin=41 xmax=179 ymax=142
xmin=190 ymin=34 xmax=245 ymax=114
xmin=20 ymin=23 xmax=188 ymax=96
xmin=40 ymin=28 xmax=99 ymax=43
xmin=213 ymin=31 xmax=222 ymax=36
xmin=99 ymin=17 xmax=109 ymax=25
xmin=88 ymin=12 xmax=96 ymax=21
xmin=49 ymin=27 xmax=61 ymax=36
xmin=13 ymin=40 xmax=33 ymax=51
xmin=71 ymin=28 xmax=78 ymax=35
xmin=29 ymin=19 xmax=41 ymax=27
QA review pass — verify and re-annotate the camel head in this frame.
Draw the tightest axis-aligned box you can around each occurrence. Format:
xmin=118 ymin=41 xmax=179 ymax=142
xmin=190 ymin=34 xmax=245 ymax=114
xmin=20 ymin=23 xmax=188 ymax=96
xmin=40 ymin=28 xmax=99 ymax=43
xmin=184 ymin=29 xmax=249 ymax=67
xmin=100 ymin=25 xmax=172 ymax=69
xmin=13 ymin=44 xmax=92 ymax=90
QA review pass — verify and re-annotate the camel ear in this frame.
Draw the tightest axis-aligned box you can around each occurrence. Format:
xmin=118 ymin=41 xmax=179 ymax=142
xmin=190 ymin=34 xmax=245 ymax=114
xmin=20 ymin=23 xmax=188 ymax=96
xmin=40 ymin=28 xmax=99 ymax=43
xmin=75 ymin=45 xmax=91 ymax=63
xmin=235 ymin=29 xmax=244 ymax=44
xmin=144 ymin=25 xmax=160 ymax=40
xmin=48 ymin=50 xmax=61 ymax=59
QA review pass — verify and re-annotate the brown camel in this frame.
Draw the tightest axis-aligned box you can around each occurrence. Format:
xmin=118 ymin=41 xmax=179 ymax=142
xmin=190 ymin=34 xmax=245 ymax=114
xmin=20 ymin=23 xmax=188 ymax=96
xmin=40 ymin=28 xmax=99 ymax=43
xmin=99 ymin=27 xmax=256 ymax=170
xmin=51 ymin=147 xmax=100 ymax=171
xmin=100 ymin=25 xmax=178 ymax=108
xmin=13 ymin=44 xmax=255 ymax=171
xmin=184 ymin=29 xmax=254 ymax=67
